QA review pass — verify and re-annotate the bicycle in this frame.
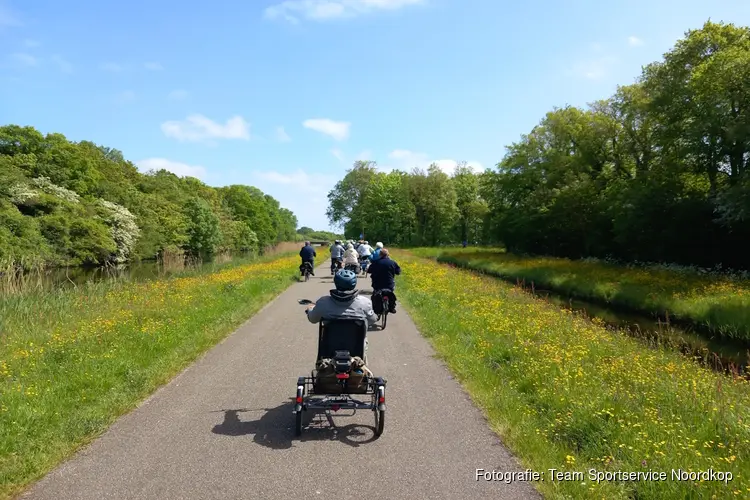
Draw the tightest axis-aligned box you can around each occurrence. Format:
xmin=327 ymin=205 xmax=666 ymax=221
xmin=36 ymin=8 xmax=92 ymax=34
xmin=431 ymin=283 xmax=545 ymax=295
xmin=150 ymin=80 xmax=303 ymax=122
xmin=374 ymin=290 xmax=392 ymax=330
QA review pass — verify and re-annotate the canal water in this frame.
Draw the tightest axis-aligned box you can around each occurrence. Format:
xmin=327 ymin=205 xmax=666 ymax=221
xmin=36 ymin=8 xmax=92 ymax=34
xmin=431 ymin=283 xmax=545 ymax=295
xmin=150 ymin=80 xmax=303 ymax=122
xmin=439 ymin=260 xmax=750 ymax=378
xmin=523 ymin=282 xmax=750 ymax=378
xmin=1 ymin=252 xmax=258 ymax=293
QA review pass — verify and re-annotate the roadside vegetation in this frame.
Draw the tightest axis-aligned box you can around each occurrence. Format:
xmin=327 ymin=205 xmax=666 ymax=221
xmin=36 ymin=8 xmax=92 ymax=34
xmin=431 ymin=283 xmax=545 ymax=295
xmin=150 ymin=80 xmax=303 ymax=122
xmin=0 ymin=253 xmax=299 ymax=499
xmin=412 ymin=247 xmax=750 ymax=341
xmin=395 ymin=251 xmax=750 ymax=499
xmin=327 ymin=21 xmax=750 ymax=275
xmin=0 ymin=124 xmax=308 ymax=271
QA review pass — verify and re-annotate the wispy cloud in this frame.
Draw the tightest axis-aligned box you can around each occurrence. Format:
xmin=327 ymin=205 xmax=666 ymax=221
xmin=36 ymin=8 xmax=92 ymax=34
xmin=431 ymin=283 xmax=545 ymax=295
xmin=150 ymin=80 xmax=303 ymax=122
xmin=331 ymin=148 xmax=345 ymax=163
xmin=161 ymin=114 xmax=251 ymax=143
xmin=241 ymin=168 xmax=340 ymax=229
xmin=356 ymin=150 xmax=372 ymax=161
xmin=10 ymin=52 xmax=37 ymax=67
xmin=116 ymin=90 xmax=136 ymax=103
xmin=569 ymin=55 xmax=618 ymax=80
xmin=329 ymin=148 xmax=371 ymax=164
xmin=264 ymin=0 xmax=425 ymax=23
xmin=100 ymin=62 xmax=125 ymax=72
xmin=628 ymin=36 xmax=644 ymax=47
xmin=167 ymin=89 xmax=189 ymax=100
xmin=275 ymin=126 xmax=291 ymax=142
xmin=0 ymin=5 xmax=22 ymax=28
xmin=303 ymin=118 xmax=350 ymax=141
xmin=136 ymin=158 xmax=207 ymax=180
xmin=144 ymin=61 xmax=163 ymax=70
xmin=252 ymin=169 xmax=337 ymax=193
xmin=51 ymin=55 xmax=73 ymax=73
xmin=382 ymin=149 xmax=483 ymax=175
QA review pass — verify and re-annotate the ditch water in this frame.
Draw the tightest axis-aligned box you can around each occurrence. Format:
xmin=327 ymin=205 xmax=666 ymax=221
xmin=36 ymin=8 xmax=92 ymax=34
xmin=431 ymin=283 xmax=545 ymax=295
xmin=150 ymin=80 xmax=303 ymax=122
xmin=440 ymin=260 xmax=750 ymax=378
xmin=520 ymin=280 xmax=750 ymax=379
xmin=1 ymin=252 xmax=258 ymax=293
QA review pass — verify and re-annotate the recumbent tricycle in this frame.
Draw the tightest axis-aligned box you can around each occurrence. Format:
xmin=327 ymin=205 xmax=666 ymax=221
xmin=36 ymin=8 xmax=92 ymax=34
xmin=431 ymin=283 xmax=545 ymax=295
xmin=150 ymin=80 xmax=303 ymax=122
xmin=293 ymin=318 xmax=387 ymax=437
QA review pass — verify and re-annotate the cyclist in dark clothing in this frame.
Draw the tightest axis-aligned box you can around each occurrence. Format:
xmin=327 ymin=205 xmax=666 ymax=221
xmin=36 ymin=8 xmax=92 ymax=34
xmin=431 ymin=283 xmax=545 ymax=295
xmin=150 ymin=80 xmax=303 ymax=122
xmin=299 ymin=241 xmax=317 ymax=276
xmin=366 ymin=248 xmax=401 ymax=313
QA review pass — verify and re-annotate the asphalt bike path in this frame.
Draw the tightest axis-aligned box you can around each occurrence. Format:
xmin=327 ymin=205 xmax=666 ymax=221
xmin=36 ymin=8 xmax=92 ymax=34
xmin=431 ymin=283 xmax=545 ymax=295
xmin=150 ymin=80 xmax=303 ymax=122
xmin=20 ymin=260 xmax=541 ymax=500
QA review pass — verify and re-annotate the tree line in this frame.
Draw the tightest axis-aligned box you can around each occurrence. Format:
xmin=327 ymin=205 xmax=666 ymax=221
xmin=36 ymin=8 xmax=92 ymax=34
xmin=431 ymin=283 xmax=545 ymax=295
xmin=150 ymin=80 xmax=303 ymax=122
xmin=326 ymin=21 xmax=750 ymax=270
xmin=0 ymin=125 xmax=305 ymax=270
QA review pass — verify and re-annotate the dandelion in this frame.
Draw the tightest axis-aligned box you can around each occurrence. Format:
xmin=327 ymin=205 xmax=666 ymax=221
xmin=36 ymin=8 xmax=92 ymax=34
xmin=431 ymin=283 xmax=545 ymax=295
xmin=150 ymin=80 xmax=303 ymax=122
xmin=394 ymin=250 xmax=750 ymax=498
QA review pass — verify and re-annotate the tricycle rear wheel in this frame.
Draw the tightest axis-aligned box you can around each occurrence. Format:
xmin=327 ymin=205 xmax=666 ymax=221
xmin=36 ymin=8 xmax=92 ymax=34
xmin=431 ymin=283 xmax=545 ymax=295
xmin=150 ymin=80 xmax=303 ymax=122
xmin=374 ymin=409 xmax=384 ymax=436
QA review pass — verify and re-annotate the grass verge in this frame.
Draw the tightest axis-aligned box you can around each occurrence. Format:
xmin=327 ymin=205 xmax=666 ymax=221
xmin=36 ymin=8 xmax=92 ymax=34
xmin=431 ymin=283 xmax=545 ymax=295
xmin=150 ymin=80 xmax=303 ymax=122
xmin=0 ymin=253 xmax=299 ymax=499
xmin=394 ymin=250 xmax=750 ymax=499
xmin=410 ymin=247 xmax=750 ymax=342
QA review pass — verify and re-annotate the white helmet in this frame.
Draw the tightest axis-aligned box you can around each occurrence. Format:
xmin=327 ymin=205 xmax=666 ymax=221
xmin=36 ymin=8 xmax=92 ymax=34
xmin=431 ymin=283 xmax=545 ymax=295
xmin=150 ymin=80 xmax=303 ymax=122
xmin=376 ymin=242 xmax=383 ymax=249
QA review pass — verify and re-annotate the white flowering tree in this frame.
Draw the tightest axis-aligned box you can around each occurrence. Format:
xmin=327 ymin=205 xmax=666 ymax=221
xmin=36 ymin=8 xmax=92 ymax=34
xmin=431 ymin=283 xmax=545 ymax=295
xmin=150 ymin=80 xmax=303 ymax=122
xmin=97 ymin=200 xmax=141 ymax=264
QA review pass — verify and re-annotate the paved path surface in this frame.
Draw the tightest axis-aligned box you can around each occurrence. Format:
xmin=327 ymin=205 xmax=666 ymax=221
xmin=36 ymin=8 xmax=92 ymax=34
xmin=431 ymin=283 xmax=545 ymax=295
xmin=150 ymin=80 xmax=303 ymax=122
xmin=20 ymin=261 xmax=541 ymax=500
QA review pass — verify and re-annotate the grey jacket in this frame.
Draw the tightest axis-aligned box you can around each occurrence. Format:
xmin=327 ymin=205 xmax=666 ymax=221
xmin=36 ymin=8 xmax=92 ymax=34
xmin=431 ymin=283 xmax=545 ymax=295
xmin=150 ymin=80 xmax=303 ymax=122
xmin=306 ymin=290 xmax=378 ymax=326
xmin=330 ymin=244 xmax=345 ymax=259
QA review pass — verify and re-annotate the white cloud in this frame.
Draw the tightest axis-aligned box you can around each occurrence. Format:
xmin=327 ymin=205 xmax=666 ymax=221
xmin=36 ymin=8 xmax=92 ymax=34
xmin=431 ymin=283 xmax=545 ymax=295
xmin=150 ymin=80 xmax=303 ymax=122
xmin=253 ymin=169 xmax=336 ymax=192
xmin=265 ymin=0 xmax=424 ymax=23
xmin=51 ymin=55 xmax=73 ymax=73
xmin=628 ymin=36 xmax=644 ymax=47
xmin=145 ymin=61 xmax=163 ymax=70
xmin=432 ymin=159 xmax=484 ymax=175
xmin=100 ymin=62 xmax=125 ymax=72
xmin=161 ymin=114 xmax=251 ymax=143
xmin=569 ymin=55 xmax=618 ymax=80
xmin=275 ymin=126 xmax=291 ymax=142
xmin=167 ymin=89 xmax=189 ymax=100
xmin=11 ymin=52 xmax=37 ymax=66
xmin=303 ymin=118 xmax=351 ymax=141
xmin=240 ymin=169 xmax=339 ymax=229
xmin=381 ymin=149 xmax=483 ymax=175
xmin=23 ymin=39 xmax=40 ymax=47
xmin=136 ymin=158 xmax=207 ymax=180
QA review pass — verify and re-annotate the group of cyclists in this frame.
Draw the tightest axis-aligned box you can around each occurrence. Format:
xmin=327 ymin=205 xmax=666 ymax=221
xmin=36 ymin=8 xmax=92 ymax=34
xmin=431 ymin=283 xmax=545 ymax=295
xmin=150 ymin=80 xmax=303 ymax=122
xmin=328 ymin=239 xmax=380 ymax=274
xmin=299 ymin=238 xmax=400 ymax=319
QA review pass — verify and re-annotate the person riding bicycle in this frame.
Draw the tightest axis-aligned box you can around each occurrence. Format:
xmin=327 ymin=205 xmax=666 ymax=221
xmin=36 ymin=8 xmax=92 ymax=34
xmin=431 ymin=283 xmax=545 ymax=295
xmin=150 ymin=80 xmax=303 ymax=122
xmin=299 ymin=241 xmax=316 ymax=276
xmin=358 ymin=240 xmax=373 ymax=258
xmin=329 ymin=240 xmax=345 ymax=274
xmin=305 ymin=269 xmax=378 ymax=356
xmin=357 ymin=240 xmax=372 ymax=272
xmin=343 ymin=243 xmax=360 ymax=273
xmin=366 ymin=248 xmax=400 ymax=314
xmin=368 ymin=242 xmax=384 ymax=262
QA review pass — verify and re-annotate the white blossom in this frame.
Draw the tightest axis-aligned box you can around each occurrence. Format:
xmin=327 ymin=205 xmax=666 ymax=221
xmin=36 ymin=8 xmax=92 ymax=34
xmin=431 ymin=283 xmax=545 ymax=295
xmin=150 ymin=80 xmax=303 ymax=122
xmin=97 ymin=200 xmax=141 ymax=264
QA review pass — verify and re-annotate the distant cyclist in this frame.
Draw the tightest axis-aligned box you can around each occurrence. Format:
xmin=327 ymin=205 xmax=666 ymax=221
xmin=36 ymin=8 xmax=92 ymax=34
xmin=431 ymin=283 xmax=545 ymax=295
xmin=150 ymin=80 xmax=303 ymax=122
xmin=329 ymin=240 xmax=345 ymax=274
xmin=368 ymin=242 xmax=384 ymax=262
xmin=299 ymin=241 xmax=316 ymax=276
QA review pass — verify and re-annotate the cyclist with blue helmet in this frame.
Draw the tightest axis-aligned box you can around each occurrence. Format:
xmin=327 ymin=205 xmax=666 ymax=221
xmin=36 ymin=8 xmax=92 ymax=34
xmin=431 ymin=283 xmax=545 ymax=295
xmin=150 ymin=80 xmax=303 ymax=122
xmin=305 ymin=269 xmax=377 ymax=325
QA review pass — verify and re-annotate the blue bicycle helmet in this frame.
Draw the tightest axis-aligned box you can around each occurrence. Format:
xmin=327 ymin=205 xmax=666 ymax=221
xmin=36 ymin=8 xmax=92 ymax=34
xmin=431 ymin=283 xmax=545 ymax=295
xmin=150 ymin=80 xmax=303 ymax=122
xmin=334 ymin=269 xmax=357 ymax=291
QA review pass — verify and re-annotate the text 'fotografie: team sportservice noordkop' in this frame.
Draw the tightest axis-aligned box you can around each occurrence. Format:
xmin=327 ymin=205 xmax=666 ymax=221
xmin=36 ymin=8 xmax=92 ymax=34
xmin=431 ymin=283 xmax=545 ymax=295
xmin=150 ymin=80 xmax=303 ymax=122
xmin=476 ymin=468 xmax=733 ymax=484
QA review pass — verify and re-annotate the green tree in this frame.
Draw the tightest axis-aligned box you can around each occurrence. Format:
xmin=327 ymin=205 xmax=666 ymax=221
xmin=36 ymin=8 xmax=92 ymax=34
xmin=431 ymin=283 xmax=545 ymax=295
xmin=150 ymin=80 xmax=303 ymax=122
xmin=184 ymin=198 xmax=222 ymax=260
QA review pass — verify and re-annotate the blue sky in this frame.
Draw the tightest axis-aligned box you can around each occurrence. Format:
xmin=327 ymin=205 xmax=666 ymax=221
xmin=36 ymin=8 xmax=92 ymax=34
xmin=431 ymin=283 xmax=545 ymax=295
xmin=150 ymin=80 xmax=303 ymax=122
xmin=2 ymin=0 xmax=750 ymax=231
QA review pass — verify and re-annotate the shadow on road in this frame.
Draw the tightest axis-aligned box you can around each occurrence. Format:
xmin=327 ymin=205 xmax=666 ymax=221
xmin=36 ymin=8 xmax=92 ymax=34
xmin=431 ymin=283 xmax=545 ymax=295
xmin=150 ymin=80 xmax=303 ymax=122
xmin=211 ymin=400 xmax=379 ymax=449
